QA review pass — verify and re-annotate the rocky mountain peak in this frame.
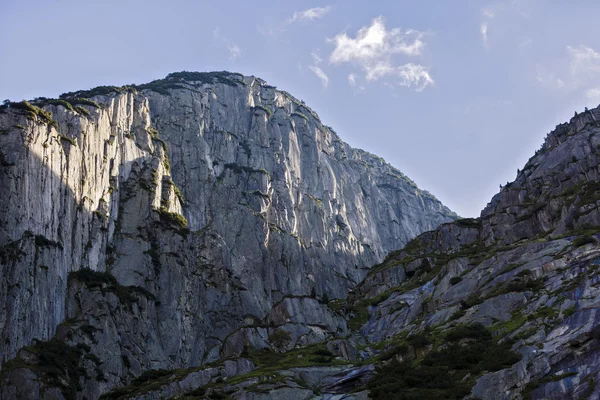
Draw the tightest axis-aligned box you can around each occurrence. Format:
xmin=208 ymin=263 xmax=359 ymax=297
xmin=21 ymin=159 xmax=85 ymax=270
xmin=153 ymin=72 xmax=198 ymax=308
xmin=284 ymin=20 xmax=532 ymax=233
xmin=0 ymin=71 xmax=457 ymax=399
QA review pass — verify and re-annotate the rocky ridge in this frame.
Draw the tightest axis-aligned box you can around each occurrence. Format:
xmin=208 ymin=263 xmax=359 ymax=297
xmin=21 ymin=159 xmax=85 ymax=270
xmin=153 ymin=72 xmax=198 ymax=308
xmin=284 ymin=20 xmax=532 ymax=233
xmin=0 ymin=71 xmax=456 ymax=399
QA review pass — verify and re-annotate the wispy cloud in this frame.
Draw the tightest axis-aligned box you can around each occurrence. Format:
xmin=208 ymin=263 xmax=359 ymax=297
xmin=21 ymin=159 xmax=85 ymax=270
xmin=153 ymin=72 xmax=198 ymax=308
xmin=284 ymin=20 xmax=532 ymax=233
xmin=480 ymin=22 xmax=490 ymax=49
xmin=258 ymin=6 xmax=332 ymax=39
xmin=480 ymin=8 xmax=494 ymax=49
xmin=567 ymin=45 xmax=600 ymax=75
xmin=328 ymin=16 xmax=433 ymax=91
xmin=518 ymin=37 xmax=533 ymax=48
xmin=348 ymin=73 xmax=357 ymax=86
xmin=536 ymin=71 xmax=564 ymax=89
xmin=311 ymin=51 xmax=323 ymax=65
xmin=307 ymin=49 xmax=329 ymax=88
xmin=537 ymin=45 xmax=600 ymax=100
xmin=587 ymin=88 xmax=600 ymax=102
xmin=288 ymin=6 xmax=332 ymax=23
xmin=309 ymin=66 xmax=329 ymax=88
xmin=213 ymin=28 xmax=242 ymax=61
xmin=478 ymin=2 xmax=529 ymax=50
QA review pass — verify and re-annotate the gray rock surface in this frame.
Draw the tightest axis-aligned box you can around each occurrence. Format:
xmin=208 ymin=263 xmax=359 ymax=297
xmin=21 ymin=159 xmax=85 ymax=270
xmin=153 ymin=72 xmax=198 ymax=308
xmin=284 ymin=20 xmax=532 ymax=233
xmin=346 ymin=107 xmax=600 ymax=399
xmin=0 ymin=72 xmax=456 ymax=399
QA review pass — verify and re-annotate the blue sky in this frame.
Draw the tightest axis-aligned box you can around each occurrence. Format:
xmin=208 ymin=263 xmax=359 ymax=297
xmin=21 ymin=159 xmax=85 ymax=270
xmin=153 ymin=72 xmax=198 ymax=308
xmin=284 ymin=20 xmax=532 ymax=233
xmin=2 ymin=0 xmax=600 ymax=217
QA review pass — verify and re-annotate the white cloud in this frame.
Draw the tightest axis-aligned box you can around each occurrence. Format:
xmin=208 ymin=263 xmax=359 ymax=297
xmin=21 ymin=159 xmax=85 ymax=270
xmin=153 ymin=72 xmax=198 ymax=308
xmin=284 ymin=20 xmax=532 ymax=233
xmin=289 ymin=6 xmax=332 ymax=23
xmin=228 ymin=43 xmax=241 ymax=61
xmin=536 ymin=71 xmax=564 ymax=89
xmin=213 ymin=28 xmax=242 ymax=61
xmin=328 ymin=16 xmax=433 ymax=91
xmin=537 ymin=45 xmax=600 ymax=90
xmin=480 ymin=23 xmax=489 ymax=49
xmin=587 ymin=88 xmax=600 ymax=101
xmin=348 ymin=73 xmax=357 ymax=86
xmin=482 ymin=8 xmax=495 ymax=18
xmin=518 ymin=37 xmax=533 ymax=48
xmin=311 ymin=51 xmax=323 ymax=65
xmin=330 ymin=17 xmax=425 ymax=63
xmin=480 ymin=7 xmax=495 ymax=49
xmin=309 ymin=65 xmax=329 ymax=88
xmin=567 ymin=45 xmax=600 ymax=75
xmin=537 ymin=45 xmax=600 ymax=103
xmin=478 ymin=2 xmax=529 ymax=50
xmin=395 ymin=64 xmax=434 ymax=91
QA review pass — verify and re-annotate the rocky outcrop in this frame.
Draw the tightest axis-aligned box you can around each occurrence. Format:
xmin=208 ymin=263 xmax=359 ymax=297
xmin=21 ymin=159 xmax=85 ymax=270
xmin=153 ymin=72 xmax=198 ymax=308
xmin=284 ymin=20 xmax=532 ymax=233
xmin=345 ymin=107 xmax=600 ymax=399
xmin=0 ymin=72 xmax=456 ymax=399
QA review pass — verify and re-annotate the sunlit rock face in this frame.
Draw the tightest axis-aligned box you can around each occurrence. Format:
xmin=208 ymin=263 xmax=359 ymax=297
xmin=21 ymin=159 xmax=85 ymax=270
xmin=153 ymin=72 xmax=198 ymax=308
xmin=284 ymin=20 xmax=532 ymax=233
xmin=0 ymin=71 xmax=456 ymax=398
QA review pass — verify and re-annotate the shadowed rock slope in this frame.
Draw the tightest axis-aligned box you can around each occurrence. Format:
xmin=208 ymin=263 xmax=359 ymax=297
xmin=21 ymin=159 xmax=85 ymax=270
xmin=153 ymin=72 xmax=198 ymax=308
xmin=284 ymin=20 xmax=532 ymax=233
xmin=346 ymin=106 xmax=600 ymax=399
xmin=30 ymin=100 xmax=600 ymax=400
xmin=0 ymin=71 xmax=456 ymax=399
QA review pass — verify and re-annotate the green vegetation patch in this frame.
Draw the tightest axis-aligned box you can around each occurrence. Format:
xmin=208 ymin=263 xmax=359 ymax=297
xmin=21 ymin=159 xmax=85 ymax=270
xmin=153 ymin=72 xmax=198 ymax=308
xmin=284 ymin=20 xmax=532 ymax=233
xmin=247 ymin=343 xmax=343 ymax=370
xmin=269 ymin=329 xmax=292 ymax=349
xmin=252 ymin=105 xmax=273 ymax=117
xmin=224 ymin=163 xmax=269 ymax=176
xmin=157 ymin=206 xmax=188 ymax=230
xmin=291 ymin=112 xmax=309 ymax=121
xmin=0 ymin=101 xmax=58 ymax=129
xmin=572 ymin=235 xmax=596 ymax=248
xmin=69 ymin=268 xmax=155 ymax=308
xmin=454 ymin=217 xmax=483 ymax=229
xmin=58 ymin=134 xmax=77 ymax=146
xmin=60 ymin=85 xmax=136 ymax=100
xmin=0 ymin=240 xmax=25 ymax=264
xmin=100 ymin=368 xmax=188 ymax=400
xmin=523 ymin=371 xmax=579 ymax=399
xmin=1 ymin=338 xmax=100 ymax=400
xmin=368 ymin=323 xmax=521 ymax=400
xmin=135 ymin=71 xmax=245 ymax=95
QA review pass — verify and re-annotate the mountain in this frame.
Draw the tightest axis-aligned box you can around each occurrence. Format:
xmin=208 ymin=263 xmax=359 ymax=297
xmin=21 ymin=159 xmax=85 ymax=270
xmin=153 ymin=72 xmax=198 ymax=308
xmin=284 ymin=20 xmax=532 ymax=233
xmin=349 ymin=107 xmax=600 ymax=399
xmin=0 ymin=71 xmax=456 ymax=399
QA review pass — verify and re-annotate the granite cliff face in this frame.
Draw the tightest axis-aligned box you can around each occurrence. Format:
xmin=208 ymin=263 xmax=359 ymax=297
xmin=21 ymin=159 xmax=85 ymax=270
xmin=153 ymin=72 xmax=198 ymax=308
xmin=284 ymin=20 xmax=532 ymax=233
xmin=0 ymin=71 xmax=456 ymax=399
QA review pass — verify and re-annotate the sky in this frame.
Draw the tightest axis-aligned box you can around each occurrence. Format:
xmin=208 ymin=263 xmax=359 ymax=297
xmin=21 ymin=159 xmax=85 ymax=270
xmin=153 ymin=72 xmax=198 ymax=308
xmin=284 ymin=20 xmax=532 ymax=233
xmin=2 ymin=0 xmax=600 ymax=217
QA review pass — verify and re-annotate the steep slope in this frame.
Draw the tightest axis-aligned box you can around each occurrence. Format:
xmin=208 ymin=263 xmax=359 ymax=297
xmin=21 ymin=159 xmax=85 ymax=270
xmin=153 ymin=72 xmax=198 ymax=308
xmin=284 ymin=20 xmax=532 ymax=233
xmin=0 ymin=71 xmax=456 ymax=399
xmin=349 ymin=107 xmax=600 ymax=399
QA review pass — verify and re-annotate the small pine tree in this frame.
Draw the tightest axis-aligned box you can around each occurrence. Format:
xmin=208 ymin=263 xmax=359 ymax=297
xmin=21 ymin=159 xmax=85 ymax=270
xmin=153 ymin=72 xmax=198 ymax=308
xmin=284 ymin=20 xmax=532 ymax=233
xmin=321 ymin=292 xmax=330 ymax=304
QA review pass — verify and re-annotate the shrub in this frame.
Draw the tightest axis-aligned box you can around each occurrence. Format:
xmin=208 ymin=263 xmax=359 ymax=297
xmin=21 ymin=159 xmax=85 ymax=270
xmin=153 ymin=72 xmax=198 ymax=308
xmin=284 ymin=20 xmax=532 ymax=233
xmin=2 ymin=101 xmax=58 ymax=129
xmin=157 ymin=207 xmax=188 ymax=229
xmin=573 ymin=236 xmax=596 ymax=248
xmin=69 ymin=269 xmax=155 ymax=307
xmin=450 ymin=276 xmax=462 ymax=285
xmin=58 ymin=134 xmax=77 ymax=146
xmin=252 ymin=105 xmax=273 ymax=117
xmin=68 ymin=98 xmax=101 ymax=108
xmin=34 ymin=234 xmax=63 ymax=249
xmin=444 ymin=323 xmax=491 ymax=342
xmin=3 ymin=338 xmax=97 ymax=400
xmin=454 ymin=218 xmax=482 ymax=228
xmin=269 ymin=329 xmax=292 ymax=349
xmin=461 ymin=294 xmax=483 ymax=309
xmin=309 ymin=348 xmax=335 ymax=363
xmin=408 ymin=333 xmax=431 ymax=348
xmin=60 ymin=86 xmax=135 ymax=100
xmin=291 ymin=112 xmax=309 ymax=121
